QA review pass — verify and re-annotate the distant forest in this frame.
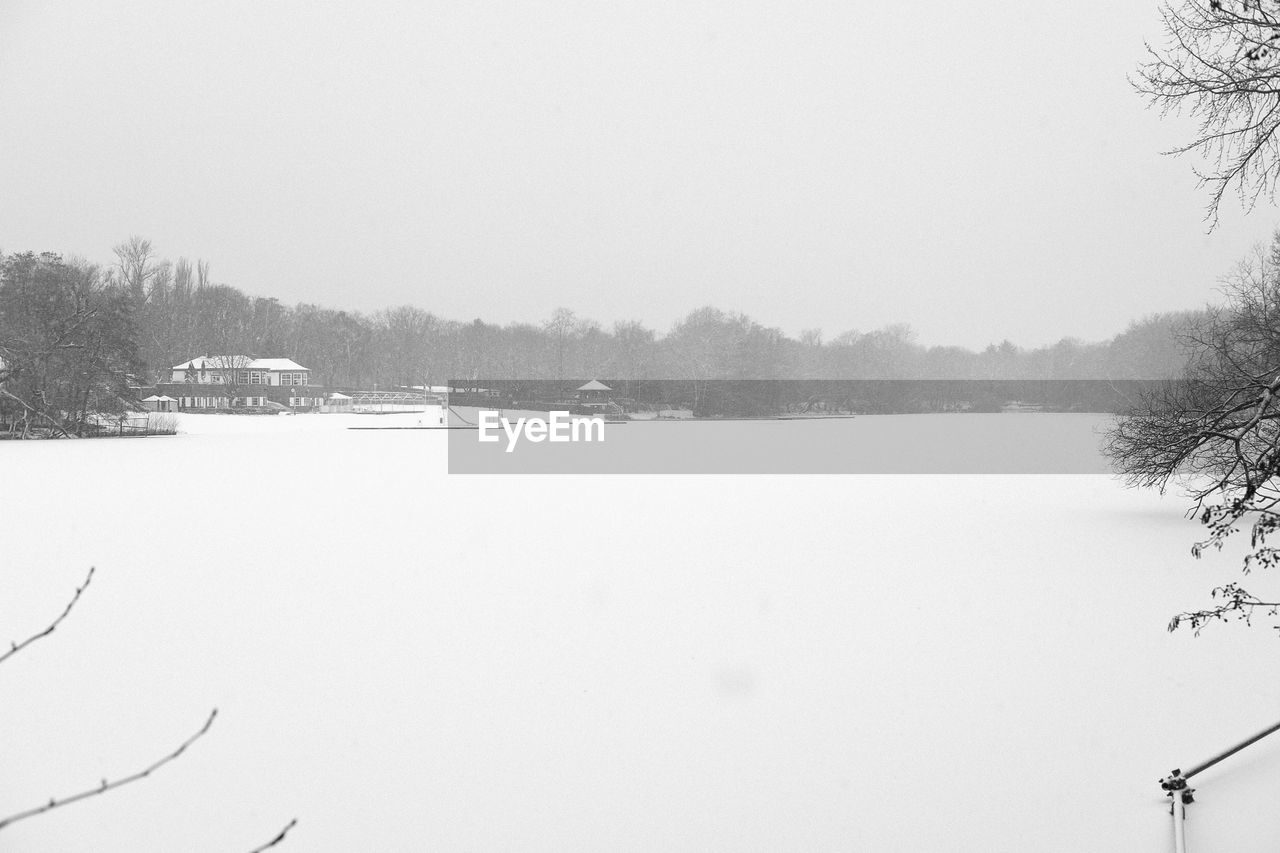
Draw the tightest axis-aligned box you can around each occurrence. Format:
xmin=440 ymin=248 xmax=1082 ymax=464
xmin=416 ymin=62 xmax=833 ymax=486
xmin=4 ymin=239 xmax=1198 ymax=394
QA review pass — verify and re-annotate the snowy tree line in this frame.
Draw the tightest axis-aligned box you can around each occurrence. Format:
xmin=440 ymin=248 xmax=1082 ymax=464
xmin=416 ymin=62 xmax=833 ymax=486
xmin=119 ymin=245 xmax=1198 ymax=384
xmin=2 ymin=238 xmax=1200 ymax=394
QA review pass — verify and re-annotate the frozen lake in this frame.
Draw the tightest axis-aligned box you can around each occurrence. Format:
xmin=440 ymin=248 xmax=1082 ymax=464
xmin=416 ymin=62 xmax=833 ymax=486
xmin=3 ymin=412 xmax=1280 ymax=852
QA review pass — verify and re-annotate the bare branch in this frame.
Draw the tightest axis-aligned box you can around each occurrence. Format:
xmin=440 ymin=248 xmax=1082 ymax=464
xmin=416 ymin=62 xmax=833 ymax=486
xmin=1138 ymin=0 xmax=1280 ymax=221
xmin=0 ymin=708 xmax=217 ymax=831
xmin=247 ymin=818 xmax=298 ymax=853
xmin=0 ymin=566 xmax=94 ymax=666
xmin=1168 ymin=583 xmax=1280 ymax=633
xmin=0 ymin=387 xmax=73 ymax=438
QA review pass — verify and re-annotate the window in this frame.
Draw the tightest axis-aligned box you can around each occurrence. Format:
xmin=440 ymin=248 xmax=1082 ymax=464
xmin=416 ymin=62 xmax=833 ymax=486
xmin=299 ymin=374 xmax=308 ymax=386
xmin=249 ymin=371 xmax=262 ymax=385
xmin=236 ymin=370 xmax=249 ymax=384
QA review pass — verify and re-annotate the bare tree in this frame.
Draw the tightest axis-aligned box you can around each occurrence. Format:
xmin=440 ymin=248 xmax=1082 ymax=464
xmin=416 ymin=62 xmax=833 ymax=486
xmin=542 ymin=307 xmax=579 ymax=378
xmin=0 ymin=253 xmax=141 ymax=437
xmin=374 ymin=305 xmax=437 ymax=387
xmin=207 ymin=354 xmax=252 ymax=408
xmin=112 ymin=236 xmax=158 ymax=301
xmin=1106 ymin=232 xmax=1280 ymax=632
xmin=1137 ymin=0 xmax=1280 ymax=222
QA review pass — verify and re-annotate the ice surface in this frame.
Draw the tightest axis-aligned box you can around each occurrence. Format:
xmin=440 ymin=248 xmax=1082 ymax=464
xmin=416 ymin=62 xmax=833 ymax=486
xmin=1 ymin=412 xmax=1278 ymax=852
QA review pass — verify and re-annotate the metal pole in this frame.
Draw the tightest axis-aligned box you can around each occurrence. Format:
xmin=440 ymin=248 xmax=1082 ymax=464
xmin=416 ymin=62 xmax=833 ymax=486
xmin=1172 ymin=788 xmax=1187 ymax=853
xmin=1160 ymin=715 xmax=1280 ymax=853
xmin=1184 ymin=718 xmax=1280 ymax=781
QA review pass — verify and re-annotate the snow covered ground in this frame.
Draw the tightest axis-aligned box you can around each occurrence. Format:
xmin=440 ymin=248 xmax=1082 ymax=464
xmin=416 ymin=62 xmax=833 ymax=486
xmin=2 ymin=412 xmax=1279 ymax=852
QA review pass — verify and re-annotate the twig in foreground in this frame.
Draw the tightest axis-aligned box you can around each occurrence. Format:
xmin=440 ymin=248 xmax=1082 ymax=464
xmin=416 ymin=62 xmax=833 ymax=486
xmin=0 ymin=566 xmax=95 ymax=667
xmin=247 ymin=818 xmax=298 ymax=853
xmin=0 ymin=708 xmax=217 ymax=831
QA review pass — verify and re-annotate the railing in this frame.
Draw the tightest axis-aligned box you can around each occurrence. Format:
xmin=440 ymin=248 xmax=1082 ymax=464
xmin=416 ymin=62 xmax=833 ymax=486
xmin=1160 ymin=717 xmax=1280 ymax=852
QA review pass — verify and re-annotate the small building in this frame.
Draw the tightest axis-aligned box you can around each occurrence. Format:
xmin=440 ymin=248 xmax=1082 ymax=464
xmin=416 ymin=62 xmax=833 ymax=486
xmin=320 ymin=392 xmax=353 ymax=413
xmin=139 ymin=394 xmax=176 ymax=412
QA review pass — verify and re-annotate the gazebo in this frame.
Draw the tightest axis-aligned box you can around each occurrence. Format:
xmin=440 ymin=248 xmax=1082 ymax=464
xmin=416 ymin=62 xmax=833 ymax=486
xmin=576 ymin=380 xmax=612 ymax=402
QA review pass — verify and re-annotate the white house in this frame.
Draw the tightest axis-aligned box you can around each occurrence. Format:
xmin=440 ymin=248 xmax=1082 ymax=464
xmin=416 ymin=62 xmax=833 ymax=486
xmin=166 ymin=356 xmax=322 ymax=410
xmin=171 ymin=356 xmax=312 ymax=387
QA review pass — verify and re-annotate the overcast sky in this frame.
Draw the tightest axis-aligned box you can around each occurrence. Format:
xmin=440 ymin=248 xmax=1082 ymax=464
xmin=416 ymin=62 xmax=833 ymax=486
xmin=1 ymin=1 xmax=1276 ymax=349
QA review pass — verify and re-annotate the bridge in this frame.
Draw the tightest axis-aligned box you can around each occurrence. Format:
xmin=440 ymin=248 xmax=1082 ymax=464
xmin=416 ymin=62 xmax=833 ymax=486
xmin=347 ymin=390 xmax=444 ymax=413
